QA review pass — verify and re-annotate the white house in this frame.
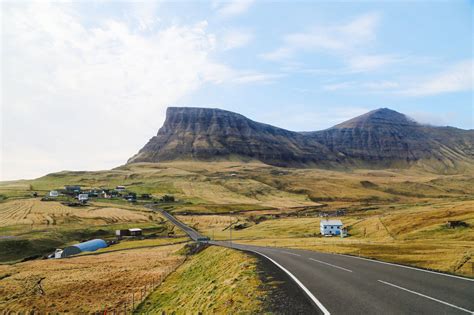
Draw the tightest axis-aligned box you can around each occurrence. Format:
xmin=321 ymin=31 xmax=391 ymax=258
xmin=78 ymin=194 xmax=89 ymax=203
xmin=320 ymin=219 xmax=343 ymax=236
xmin=49 ymin=190 xmax=59 ymax=198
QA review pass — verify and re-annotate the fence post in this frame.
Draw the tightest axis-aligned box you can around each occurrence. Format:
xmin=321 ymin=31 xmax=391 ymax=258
xmin=132 ymin=292 xmax=135 ymax=310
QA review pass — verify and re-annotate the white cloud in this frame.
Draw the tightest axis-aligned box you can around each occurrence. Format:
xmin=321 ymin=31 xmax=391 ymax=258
xmin=399 ymin=60 xmax=473 ymax=96
xmin=347 ymin=54 xmax=401 ymax=72
xmin=221 ymin=28 xmax=253 ymax=50
xmin=322 ymin=81 xmax=356 ymax=91
xmin=261 ymin=12 xmax=380 ymax=61
xmin=322 ymin=80 xmax=399 ymax=92
xmin=213 ymin=0 xmax=255 ymax=19
xmin=0 ymin=2 xmax=270 ymax=180
xmin=318 ymin=60 xmax=472 ymax=96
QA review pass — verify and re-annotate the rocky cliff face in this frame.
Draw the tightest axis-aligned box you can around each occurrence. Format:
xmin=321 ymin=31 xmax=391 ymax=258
xmin=310 ymin=108 xmax=474 ymax=169
xmin=127 ymin=107 xmax=342 ymax=167
xmin=128 ymin=107 xmax=474 ymax=171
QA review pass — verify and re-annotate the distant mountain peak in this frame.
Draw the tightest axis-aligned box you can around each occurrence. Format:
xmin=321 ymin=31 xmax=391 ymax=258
xmin=332 ymin=108 xmax=417 ymax=129
xmin=127 ymin=106 xmax=474 ymax=172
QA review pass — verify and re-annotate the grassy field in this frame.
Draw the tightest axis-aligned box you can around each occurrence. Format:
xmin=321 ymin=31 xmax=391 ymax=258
xmin=136 ymin=246 xmax=266 ymax=313
xmin=0 ymin=243 xmax=187 ymax=313
xmin=0 ymin=198 xmax=184 ymax=262
xmin=180 ymin=199 xmax=474 ymax=277
xmin=0 ymin=160 xmax=473 ymax=308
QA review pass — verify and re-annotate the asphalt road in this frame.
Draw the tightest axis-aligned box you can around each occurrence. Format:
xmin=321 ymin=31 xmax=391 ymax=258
xmin=153 ymin=207 xmax=474 ymax=314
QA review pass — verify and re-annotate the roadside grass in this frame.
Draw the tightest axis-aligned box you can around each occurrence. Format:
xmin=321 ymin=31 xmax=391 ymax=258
xmin=238 ymin=238 xmax=474 ymax=277
xmin=136 ymin=246 xmax=265 ymax=314
xmin=185 ymin=199 xmax=474 ymax=277
xmin=78 ymin=237 xmax=190 ymax=255
xmin=0 ymin=243 xmax=187 ymax=313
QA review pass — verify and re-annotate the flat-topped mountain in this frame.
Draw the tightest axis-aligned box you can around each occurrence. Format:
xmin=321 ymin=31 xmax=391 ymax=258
xmin=128 ymin=107 xmax=474 ymax=172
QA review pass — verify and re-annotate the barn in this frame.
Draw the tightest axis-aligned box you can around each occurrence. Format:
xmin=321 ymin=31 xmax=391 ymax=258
xmin=61 ymin=239 xmax=108 ymax=258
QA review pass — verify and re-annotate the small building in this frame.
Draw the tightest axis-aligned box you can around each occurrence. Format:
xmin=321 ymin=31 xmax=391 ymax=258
xmin=60 ymin=239 xmax=107 ymax=258
xmin=320 ymin=219 xmax=343 ymax=236
xmin=77 ymin=194 xmax=89 ymax=203
xmin=129 ymin=228 xmax=142 ymax=236
xmin=49 ymin=190 xmax=59 ymax=198
xmin=65 ymin=185 xmax=81 ymax=194
xmin=115 ymin=186 xmax=126 ymax=192
xmin=116 ymin=229 xmax=131 ymax=237
xmin=124 ymin=192 xmax=137 ymax=202
xmin=115 ymin=228 xmax=142 ymax=238
xmin=54 ymin=249 xmax=63 ymax=259
xmin=340 ymin=227 xmax=348 ymax=238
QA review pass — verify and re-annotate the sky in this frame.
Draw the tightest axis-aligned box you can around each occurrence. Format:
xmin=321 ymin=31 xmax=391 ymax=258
xmin=1 ymin=0 xmax=473 ymax=180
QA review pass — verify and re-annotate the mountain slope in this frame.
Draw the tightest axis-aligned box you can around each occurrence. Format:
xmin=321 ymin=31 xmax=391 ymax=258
xmin=128 ymin=107 xmax=474 ymax=171
xmin=309 ymin=108 xmax=474 ymax=171
xmin=128 ymin=107 xmax=343 ymax=167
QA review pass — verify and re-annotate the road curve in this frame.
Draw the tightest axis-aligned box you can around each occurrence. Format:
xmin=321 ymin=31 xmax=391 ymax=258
xmin=152 ymin=207 xmax=474 ymax=314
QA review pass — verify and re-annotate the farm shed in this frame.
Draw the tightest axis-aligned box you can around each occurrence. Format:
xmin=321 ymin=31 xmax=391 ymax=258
xmin=129 ymin=228 xmax=142 ymax=236
xmin=115 ymin=186 xmax=126 ymax=192
xmin=61 ymin=239 xmax=107 ymax=258
xmin=320 ymin=220 xmax=343 ymax=236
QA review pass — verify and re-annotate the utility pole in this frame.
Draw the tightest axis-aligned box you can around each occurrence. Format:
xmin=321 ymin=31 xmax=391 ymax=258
xmin=229 ymin=211 xmax=234 ymax=248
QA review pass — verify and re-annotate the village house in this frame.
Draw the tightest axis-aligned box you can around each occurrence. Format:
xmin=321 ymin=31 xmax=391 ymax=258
xmin=320 ymin=219 xmax=343 ymax=236
xmin=77 ymin=193 xmax=89 ymax=204
xmin=49 ymin=190 xmax=59 ymax=198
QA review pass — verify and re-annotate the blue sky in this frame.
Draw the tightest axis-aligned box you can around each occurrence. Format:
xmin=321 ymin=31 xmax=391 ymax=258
xmin=1 ymin=0 xmax=473 ymax=180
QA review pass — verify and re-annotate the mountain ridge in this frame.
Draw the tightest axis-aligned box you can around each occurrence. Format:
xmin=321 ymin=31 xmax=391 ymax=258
xmin=128 ymin=107 xmax=474 ymax=172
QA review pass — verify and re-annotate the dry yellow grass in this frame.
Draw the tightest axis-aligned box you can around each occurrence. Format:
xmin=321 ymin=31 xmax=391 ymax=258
xmin=184 ymin=199 xmax=474 ymax=276
xmin=0 ymin=199 xmax=154 ymax=227
xmin=0 ymin=243 xmax=187 ymax=313
xmin=137 ymin=246 xmax=265 ymax=313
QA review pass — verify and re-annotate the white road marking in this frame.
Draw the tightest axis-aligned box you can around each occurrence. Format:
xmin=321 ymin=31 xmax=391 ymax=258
xmin=281 ymin=251 xmax=301 ymax=257
xmin=341 ymin=254 xmax=474 ymax=282
xmin=309 ymin=258 xmax=353 ymax=273
xmin=248 ymin=249 xmax=330 ymax=315
xmin=378 ymin=280 xmax=473 ymax=314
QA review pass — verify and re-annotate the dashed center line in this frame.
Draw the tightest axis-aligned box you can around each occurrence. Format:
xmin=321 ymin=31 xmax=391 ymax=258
xmin=281 ymin=251 xmax=301 ymax=257
xmin=309 ymin=258 xmax=353 ymax=273
xmin=378 ymin=280 xmax=473 ymax=314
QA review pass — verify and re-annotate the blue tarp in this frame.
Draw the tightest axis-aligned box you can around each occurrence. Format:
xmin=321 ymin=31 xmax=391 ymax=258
xmin=73 ymin=239 xmax=107 ymax=252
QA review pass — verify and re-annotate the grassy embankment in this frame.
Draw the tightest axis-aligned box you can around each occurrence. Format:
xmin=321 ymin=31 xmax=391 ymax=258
xmin=136 ymin=246 xmax=266 ymax=314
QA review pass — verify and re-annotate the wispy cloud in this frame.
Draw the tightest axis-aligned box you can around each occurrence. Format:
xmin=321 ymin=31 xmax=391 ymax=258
xmin=261 ymin=12 xmax=380 ymax=61
xmin=221 ymin=28 xmax=254 ymax=50
xmin=347 ymin=54 xmax=401 ymax=73
xmin=399 ymin=60 xmax=473 ymax=96
xmin=213 ymin=0 xmax=255 ymax=19
xmin=319 ymin=60 xmax=472 ymax=96
xmin=1 ymin=2 xmax=269 ymax=180
xmin=322 ymin=80 xmax=400 ymax=92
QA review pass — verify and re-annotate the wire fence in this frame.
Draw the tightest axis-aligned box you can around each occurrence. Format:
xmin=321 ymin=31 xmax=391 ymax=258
xmin=2 ymin=265 xmax=176 ymax=315
xmin=91 ymin=265 xmax=176 ymax=315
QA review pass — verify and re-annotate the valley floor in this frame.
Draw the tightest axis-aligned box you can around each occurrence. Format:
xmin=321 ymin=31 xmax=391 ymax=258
xmin=0 ymin=161 xmax=473 ymax=312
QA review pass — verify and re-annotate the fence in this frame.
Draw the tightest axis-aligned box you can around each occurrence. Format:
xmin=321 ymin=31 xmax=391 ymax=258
xmin=2 ymin=265 xmax=176 ymax=315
